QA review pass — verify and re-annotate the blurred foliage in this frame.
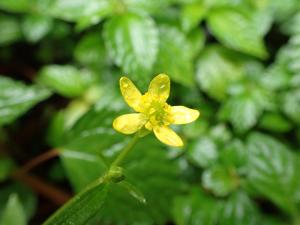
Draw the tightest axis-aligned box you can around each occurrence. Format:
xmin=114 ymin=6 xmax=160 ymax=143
xmin=1 ymin=0 xmax=300 ymax=224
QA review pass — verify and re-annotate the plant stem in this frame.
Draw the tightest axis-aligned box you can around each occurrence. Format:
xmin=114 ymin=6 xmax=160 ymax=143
xmin=110 ymin=132 xmax=140 ymax=168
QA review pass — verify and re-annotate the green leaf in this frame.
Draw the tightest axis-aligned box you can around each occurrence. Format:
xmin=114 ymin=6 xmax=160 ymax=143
xmin=0 ymin=183 xmax=37 ymax=221
xmin=0 ymin=194 xmax=26 ymax=225
xmin=282 ymin=88 xmax=300 ymax=124
xmin=21 ymin=14 xmax=53 ymax=43
xmin=46 ymin=0 xmax=111 ymax=23
xmin=186 ymin=28 xmax=206 ymax=59
xmin=247 ymin=133 xmax=300 ymax=214
xmin=208 ymin=8 xmax=267 ymax=58
xmin=0 ymin=76 xmax=51 ymax=126
xmin=180 ymin=2 xmax=207 ymax=32
xmin=187 ymin=137 xmax=218 ymax=168
xmin=259 ymin=112 xmax=292 ymax=132
xmin=103 ymin=12 xmax=158 ymax=82
xmin=43 ymin=179 xmax=110 ymax=225
xmin=74 ymin=31 xmax=107 ymax=68
xmin=0 ymin=156 xmax=15 ymax=182
xmin=99 ymin=137 xmax=184 ymax=225
xmin=196 ymin=45 xmax=244 ymax=100
xmin=0 ymin=15 xmax=22 ymax=46
xmin=38 ymin=65 xmax=96 ymax=98
xmin=219 ymin=191 xmax=259 ymax=225
xmin=0 ymin=0 xmax=30 ymax=12
xmin=124 ymin=0 xmax=173 ymax=14
xmin=172 ymin=187 xmax=220 ymax=225
xmin=154 ymin=25 xmax=194 ymax=86
xmin=202 ymin=164 xmax=239 ymax=197
xmin=60 ymin=150 xmax=107 ymax=192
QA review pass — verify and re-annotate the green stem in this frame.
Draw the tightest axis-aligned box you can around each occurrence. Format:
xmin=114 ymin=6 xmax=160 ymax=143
xmin=110 ymin=132 xmax=140 ymax=168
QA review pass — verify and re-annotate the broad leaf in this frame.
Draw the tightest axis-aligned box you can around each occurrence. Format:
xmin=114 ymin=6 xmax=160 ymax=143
xmin=196 ymin=45 xmax=244 ymax=100
xmin=173 ymin=187 xmax=219 ymax=225
xmin=154 ymin=25 xmax=194 ymax=86
xmin=219 ymin=191 xmax=259 ymax=225
xmin=247 ymin=133 xmax=300 ymax=214
xmin=0 ymin=15 xmax=22 ymax=46
xmin=104 ymin=12 xmax=158 ymax=83
xmin=0 ymin=76 xmax=51 ymax=126
xmin=38 ymin=65 xmax=96 ymax=98
xmin=208 ymin=8 xmax=267 ymax=58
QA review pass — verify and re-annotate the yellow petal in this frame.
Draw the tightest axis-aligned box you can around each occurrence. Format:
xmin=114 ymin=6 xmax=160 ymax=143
xmin=148 ymin=74 xmax=170 ymax=102
xmin=113 ymin=113 xmax=147 ymax=134
xmin=170 ymin=106 xmax=200 ymax=124
xmin=120 ymin=77 xmax=142 ymax=111
xmin=153 ymin=126 xmax=183 ymax=147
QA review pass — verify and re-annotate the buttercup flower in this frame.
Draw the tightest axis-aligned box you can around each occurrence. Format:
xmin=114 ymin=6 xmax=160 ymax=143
xmin=113 ymin=74 xmax=200 ymax=147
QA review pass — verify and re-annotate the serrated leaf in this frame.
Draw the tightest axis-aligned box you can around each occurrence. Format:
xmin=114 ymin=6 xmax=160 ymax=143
xmin=208 ymin=8 xmax=267 ymax=58
xmin=154 ymin=25 xmax=194 ymax=86
xmin=196 ymin=45 xmax=244 ymax=100
xmin=202 ymin=164 xmax=239 ymax=197
xmin=21 ymin=14 xmax=53 ymax=43
xmin=0 ymin=76 xmax=51 ymax=126
xmin=172 ymin=187 xmax=220 ymax=225
xmin=187 ymin=137 xmax=218 ymax=168
xmin=0 ymin=194 xmax=26 ymax=225
xmin=247 ymin=133 xmax=300 ymax=214
xmin=219 ymin=191 xmax=259 ymax=225
xmin=104 ymin=12 xmax=158 ymax=82
xmin=38 ymin=65 xmax=95 ymax=98
xmin=0 ymin=15 xmax=22 ymax=46
xmin=43 ymin=179 xmax=110 ymax=225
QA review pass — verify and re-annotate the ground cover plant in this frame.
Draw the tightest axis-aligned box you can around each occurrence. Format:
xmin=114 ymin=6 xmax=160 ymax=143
xmin=1 ymin=0 xmax=300 ymax=224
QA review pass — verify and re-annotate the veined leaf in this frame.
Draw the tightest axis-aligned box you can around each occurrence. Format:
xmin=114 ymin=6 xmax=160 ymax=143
xmin=208 ymin=8 xmax=268 ymax=58
xmin=196 ymin=45 xmax=244 ymax=100
xmin=172 ymin=187 xmax=220 ymax=225
xmin=0 ymin=76 xmax=51 ymax=126
xmin=43 ymin=178 xmax=110 ymax=225
xmin=37 ymin=65 xmax=96 ymax=98
xmin=104 ymin=12 xmax=158 ymax=83
xmin=154 ymin=25 xmax=194 ymax=86
xmin=219 ymin=191 xmax=259 ymax=225
xmin=247 ymin=133 xmax=300 ymax=214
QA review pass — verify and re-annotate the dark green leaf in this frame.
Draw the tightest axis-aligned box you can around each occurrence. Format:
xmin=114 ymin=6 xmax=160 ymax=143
xmin=173 ymin=187 xmax=220 ymax=225
xmin=43 ymin=179 xmax=110 ymax=225
xmin=0 ymin=15 xmax=22 ymax=46
xmin=0 ymin=76 xmax=51 ymax=126
xmin=247 ymin=133 xmax=300 ymax=214
xmin=0 ymin=156 xmax=15 ymax=182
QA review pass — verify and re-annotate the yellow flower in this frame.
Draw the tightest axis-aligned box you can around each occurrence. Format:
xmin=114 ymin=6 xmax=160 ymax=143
xmin=113 ymin=74 xmax=200 ymax=147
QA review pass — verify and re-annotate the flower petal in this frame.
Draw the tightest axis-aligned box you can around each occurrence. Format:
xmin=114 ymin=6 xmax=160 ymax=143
xmin=153 ymin=126 xmax=183 ymax=147
xmin=170 ymin=106 xmax=200 ymax=124
xmin=113 ymin=113 xmax=147 ymax=134
xmin=120 ymin=77 xmax=142 ymax=111
xmin=148 ymin=74 xmax=170 ymax=102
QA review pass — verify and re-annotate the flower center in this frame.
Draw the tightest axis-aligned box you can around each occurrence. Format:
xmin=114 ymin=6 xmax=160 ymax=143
xmin=139 ymin=92 xmax=173 ymax=128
